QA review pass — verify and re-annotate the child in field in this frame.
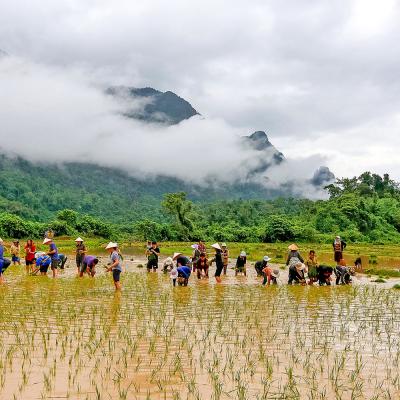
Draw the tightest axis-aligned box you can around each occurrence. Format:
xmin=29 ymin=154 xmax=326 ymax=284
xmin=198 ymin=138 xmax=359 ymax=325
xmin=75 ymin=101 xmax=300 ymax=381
xmin=170 ymin=263 xmax=178 ymax=286
xmin=106 ymin=242 xmax=122 ymax=290
xmin=305 ymin=250 xmax=319 ymax=285
xmin=261 ymin=256 xmax=273 ymax=285
xmin=10 ymin=240 xmax=21 ymax=266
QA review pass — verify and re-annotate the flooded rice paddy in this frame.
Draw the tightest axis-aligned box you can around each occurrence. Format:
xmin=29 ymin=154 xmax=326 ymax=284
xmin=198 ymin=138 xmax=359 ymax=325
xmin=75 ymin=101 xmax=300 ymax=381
xmin=1 ymin=261 xmax=400 ymax=399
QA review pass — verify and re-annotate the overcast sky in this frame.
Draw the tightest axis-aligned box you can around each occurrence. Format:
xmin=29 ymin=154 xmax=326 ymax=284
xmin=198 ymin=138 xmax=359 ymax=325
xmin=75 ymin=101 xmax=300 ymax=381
xmin=1 ymin=0 xmax=399 ymax=179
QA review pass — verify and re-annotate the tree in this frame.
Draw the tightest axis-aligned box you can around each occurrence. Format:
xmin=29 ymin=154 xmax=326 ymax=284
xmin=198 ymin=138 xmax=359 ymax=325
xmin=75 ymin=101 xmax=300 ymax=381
xmin=161 ymin=192 xmax=194 ymax=231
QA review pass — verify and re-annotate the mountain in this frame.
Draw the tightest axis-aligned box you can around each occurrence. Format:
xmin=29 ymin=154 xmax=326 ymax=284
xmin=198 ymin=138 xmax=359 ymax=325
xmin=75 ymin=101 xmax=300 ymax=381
xmin=0 ymin=84 xmax=334 ymax=223
xmin=0 ymin=156 xmax=299 ymax=224
xmin=243 ymin=131 xmax=285 ymax=176
xmin=107 ymin=86 xmax=199 ymax=124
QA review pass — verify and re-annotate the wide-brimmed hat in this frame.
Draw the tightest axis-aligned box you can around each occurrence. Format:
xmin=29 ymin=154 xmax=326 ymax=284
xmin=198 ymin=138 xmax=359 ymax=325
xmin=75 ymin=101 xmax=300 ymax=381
xmin=288 ymin=244 xmax=299 ymax=251
xmin=0 ymin=238 xmax=3 ymax=243
xmin=263 ymin=256 xmax=272 ymax=262
xmin=221 ymin=242 xmax=227 ymax=247
xmin=75 ymin=237 xmax=84 ymax=242
xmin=173 ymin=252 xmax=182 ymax=260
xmin=43 ymin=238 xmax=52 ymax=244
xmin=211 ymin=243 xmax=221 ymax=250
xmin=191 ymin=244 xmax=198 ymax=250
xmin=240 ymin=251 xmax=246 ymax=257
xmin=271 ymin=269 xmax=280 ymax=278
xmin=335 ymin=235 xmax=341 ymax=239
xmin=35 ymin=251 xmax=46 ymax=258
xmin=13 ymin=239 xmax=19 ymax=243
xmin=105 ymin=242 xmax=118 ymax=249
xmin=165 ymin=257 xmax=173 ymax=264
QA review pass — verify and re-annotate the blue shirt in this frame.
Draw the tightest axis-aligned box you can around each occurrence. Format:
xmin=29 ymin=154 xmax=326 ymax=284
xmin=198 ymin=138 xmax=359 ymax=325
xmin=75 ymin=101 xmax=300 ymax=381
xmin=36 ymin=255 xmax=51 ymax=267
xmin=0 ymin=245 xmax=3 ymax=260
xmin=111 ymin=251 xmax=122 ymax=272
xmin=177 ymin=266 xmax=191 ymax=279
xmin=49 ymin=243 xmax=59 ymax=260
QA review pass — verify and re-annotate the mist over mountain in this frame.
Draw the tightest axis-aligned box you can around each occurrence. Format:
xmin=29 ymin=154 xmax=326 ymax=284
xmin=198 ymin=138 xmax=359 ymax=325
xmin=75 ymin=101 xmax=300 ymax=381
xmin=0 ymin=54 xmax=335 ymax=219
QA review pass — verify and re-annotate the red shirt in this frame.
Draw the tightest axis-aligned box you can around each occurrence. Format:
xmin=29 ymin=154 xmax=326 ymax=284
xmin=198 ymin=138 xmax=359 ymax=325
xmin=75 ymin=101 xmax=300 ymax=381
xmin=25 ymin=244 xmax=36 ymax=261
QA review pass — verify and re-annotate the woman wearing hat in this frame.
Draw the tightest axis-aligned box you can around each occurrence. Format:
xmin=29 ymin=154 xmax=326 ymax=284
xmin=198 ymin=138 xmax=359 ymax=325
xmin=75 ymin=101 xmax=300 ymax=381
xmin=255 ymin=256 xmax=271 ymax=277
xmin=235 ymin=251 xmax=247 ymax=276
xmin=10 ymin=240 xmax=21 ymax=266
xmin=106 ymin=242 xmax=122 ymax=290
xmin=286 ymin=244 xmax=304 ymax=267
xmin=75 ymin=238 xmax=87 ymax=276
xmin=211 ymin=243 xmax=224 ymax=283
xmin=288 ymin=262 xmax=307 ymax=285
xmin=221 ymin=243 xmax=229 ymax=275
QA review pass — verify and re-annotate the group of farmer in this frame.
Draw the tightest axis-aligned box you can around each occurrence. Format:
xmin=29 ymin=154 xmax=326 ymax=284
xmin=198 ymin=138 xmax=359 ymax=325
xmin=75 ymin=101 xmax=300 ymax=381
xmin=0 ymin=235 xmax=123 ymax=290
xmin=144 ymin=235 xmax=353 ymax=287
xmin=1 ymin=233 xmax=355 ymax=289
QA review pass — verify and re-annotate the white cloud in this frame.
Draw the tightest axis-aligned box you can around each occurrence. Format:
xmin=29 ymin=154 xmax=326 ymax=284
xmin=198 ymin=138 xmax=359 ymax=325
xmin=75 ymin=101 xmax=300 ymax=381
xmin=0 ymin=0 xmax=399 ymax=181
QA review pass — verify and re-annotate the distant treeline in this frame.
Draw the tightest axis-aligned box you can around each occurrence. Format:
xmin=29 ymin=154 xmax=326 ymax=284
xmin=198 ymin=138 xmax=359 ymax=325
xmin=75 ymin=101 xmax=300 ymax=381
xmin=1 ymin=172 xmax=400 ymax=244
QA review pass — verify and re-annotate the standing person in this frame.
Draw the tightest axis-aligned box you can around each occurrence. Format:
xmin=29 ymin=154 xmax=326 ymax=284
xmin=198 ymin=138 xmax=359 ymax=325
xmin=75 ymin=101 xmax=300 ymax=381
xmin=211 ymin=243 xmax=224 ymax=283
xmin=305 ymin=250 xmax=319 ymax=285
xmin=43 ymin=238 xmax=59 ymax=278
xmin=0 ymin=239 xmax=11 ymax=284
xmin=191 ymin=244 xmax=201 ymax=272
xmin=10 ymin=240 xmax=21 ymax=266
xmin=235 ymin=251 xmax=247 ymax=276
xmin=24 ymin=239 xmax=36 ymax=274
xmin=221 ymin=243 xmax=229 ymax=275
xmin=106 ymin=242 xmax=122 ymax=290
xmin=75 ymin=238 xmax=87 ymax=276
xmin=333 ymin=236 xmax=346 ymax=263
xmin=194 ymin=252 xmax=209 ymax=279
xmin=146 ymin=241 xmax=160 ymax=272
xmin=286 ymin=244 xmax=304 ymax=267
xmin=255 ymin=256 xmax=271 ymax=276
xmin=79 ymin=255 xmax=99 ymax=277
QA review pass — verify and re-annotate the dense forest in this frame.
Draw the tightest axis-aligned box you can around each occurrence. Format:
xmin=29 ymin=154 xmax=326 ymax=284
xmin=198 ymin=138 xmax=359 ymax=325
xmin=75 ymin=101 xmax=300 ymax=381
xmin=1 ymin=162 xmax=399 ymax=243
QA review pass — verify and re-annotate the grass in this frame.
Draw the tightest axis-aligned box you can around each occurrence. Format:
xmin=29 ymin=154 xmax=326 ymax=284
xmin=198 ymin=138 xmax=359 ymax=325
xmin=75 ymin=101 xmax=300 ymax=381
xmin=1 ymin=262 xmax=400 ymax=399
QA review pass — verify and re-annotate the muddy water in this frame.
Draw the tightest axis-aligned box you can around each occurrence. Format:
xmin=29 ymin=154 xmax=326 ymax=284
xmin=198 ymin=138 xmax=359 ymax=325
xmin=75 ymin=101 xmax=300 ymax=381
xmin=1 ymin=261 xmax=400 ymax=399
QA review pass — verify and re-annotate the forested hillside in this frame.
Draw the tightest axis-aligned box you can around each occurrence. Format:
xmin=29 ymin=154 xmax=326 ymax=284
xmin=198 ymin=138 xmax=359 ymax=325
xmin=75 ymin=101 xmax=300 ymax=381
xmin=1 ymin=159 xmax=399 ymax=244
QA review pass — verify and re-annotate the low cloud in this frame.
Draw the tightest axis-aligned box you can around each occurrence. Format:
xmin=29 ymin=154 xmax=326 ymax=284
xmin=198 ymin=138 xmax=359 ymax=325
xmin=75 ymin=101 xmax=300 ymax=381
xmin=0 ymin=56 xmax=328 ymax=195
